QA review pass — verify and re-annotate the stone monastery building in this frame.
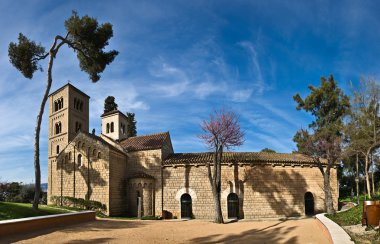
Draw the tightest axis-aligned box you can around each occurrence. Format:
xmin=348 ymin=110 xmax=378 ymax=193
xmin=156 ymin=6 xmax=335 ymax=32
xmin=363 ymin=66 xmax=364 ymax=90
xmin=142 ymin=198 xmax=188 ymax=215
xmin=48 ymin=83 xmax=338 ymax=219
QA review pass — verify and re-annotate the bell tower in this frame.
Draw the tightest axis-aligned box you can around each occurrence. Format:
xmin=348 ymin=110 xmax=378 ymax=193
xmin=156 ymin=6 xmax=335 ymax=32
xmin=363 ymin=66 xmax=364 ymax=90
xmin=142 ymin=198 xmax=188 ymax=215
xmin=48 ymin=83 xmax=90 ymax=158
xmin=47 ymin=83 xmax=90 ymax=198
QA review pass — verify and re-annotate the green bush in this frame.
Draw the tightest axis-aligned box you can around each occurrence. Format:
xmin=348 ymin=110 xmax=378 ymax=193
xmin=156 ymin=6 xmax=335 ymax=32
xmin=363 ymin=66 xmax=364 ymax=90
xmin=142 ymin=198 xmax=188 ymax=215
xmin=50 ymin=196 xmax=106 ymax=213
xmin=141 ymin=215 xmax=161 ymax=220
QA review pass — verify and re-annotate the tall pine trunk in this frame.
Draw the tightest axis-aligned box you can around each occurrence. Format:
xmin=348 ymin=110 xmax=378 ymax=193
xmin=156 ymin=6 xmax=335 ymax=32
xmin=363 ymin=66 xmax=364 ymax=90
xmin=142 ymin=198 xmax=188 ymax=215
xmin=33 ymin=51 xmax=54 ymax=210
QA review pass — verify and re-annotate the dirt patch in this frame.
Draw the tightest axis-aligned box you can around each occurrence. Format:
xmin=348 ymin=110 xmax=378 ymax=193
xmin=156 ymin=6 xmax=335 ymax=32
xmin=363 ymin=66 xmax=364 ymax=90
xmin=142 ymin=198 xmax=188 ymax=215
xmin=343 ymin=224 xmax=380 ymax=244
xmin=3 ymin=218 xmax=330 ymax=244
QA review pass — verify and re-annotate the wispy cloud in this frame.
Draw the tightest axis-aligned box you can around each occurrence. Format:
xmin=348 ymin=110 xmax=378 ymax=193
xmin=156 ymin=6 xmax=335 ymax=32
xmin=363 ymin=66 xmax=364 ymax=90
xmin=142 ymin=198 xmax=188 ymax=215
xmin=238 ymin=41 xmax=266 ymax=93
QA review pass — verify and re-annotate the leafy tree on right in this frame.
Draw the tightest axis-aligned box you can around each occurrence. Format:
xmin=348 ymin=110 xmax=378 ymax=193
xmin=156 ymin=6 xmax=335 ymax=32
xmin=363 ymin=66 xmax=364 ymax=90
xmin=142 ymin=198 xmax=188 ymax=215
xmin=293 ymin=75 xmax=350 ymax=214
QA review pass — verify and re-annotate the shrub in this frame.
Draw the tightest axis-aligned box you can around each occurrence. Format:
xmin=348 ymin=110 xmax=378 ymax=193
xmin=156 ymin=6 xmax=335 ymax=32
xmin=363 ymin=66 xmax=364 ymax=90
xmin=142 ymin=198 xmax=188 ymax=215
xmin=50 ymin=196 xmax=106 ymax=213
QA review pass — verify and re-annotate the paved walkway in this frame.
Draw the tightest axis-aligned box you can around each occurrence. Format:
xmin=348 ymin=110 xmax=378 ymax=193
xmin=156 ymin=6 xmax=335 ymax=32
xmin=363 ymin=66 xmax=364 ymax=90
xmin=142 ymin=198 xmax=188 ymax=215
xmin=2 ymin=218 xmax=330 ymax=244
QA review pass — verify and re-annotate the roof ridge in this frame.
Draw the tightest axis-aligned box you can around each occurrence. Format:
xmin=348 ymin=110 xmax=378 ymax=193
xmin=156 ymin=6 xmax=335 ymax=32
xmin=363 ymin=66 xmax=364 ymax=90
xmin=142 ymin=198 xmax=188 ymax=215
xmin=127 ymin=131 xmax=169 ymax=139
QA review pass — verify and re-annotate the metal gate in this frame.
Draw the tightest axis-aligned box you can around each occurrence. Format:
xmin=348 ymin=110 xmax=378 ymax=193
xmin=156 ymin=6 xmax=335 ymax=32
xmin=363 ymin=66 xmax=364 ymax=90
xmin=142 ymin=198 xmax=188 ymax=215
xmin=181 ymin=194 xmax=192 ymax=218
xmin=227 ymin=193 xmax=239 ymax=219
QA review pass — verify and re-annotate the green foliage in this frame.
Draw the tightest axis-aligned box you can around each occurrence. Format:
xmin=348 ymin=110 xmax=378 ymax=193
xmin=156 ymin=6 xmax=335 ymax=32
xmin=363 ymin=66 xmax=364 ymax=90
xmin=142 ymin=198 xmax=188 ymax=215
xmin=294 ymin=75 xmax=350 ymax=134
xmin=104 ymin=96 xmax=118 ymax=113
xmin=0 ymin=202 xmax=70 ymax=221
xmin=0 ymin=182 xmax=43 ymax=203
xmin=293 ymin=75 xmax=350 ymax=160
xmin=64 ymin=11 xmax=119 ymax=82
xmin=8 ymin=11 xmax=118 ymax=82
xmin=260 ymin=148 xmax=276 ymax=153
xmin=345 ymin=78 xmax=380 ymax=156
xmin=326 ymin=203 xmax=362 ymax=226
xmin=51 ymin=196 xmax=106 ymax=213
xmin=126 ymin=112 xmax=137 ymax=137
xmin=8 ymin=33 xmax=45 ymax=79
xmin=141 ymin=215 xmax=161 ymax=220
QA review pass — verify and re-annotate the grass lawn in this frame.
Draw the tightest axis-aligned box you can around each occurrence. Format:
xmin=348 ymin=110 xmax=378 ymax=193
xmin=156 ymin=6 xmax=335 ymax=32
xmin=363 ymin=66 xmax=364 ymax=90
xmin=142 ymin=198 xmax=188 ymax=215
xmin=0 ymin=202 xmax=72 ymax=221
xmin=327 ymin=201 xmax=380 ymax=243
xmin=326 ymin=203 xmax=362 ymax=226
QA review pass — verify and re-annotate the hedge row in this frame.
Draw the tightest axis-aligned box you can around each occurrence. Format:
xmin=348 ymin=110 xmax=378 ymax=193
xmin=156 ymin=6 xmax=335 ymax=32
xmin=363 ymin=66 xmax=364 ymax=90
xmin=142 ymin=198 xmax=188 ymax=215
xmin=51 ymin=196 xmax=106 ymax=212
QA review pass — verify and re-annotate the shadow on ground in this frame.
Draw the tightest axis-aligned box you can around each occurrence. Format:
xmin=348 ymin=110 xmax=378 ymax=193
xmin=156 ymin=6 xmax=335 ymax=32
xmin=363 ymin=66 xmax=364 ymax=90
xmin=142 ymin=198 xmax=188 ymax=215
xmin=2 ymin=219 xmax=146 ymax=243
xmin=189 ymin=220 xmax=298 ymax=244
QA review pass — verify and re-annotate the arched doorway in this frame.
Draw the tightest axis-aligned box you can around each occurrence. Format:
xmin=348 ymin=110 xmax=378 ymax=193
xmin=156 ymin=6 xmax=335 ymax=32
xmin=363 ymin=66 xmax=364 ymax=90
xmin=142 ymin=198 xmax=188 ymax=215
xmin=227 ymin=193 xmax=239 ymax=219
xmin=305 ymin=192 xmax=314 ymax=215
xmin=181 ymin=194 xmax=192 ymax=219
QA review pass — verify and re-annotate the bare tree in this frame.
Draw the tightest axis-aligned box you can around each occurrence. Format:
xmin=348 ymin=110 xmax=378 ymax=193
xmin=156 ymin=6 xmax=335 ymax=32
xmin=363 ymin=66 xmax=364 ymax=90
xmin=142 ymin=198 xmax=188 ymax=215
xmin=199 ymin=109 xmax=244 ymax=223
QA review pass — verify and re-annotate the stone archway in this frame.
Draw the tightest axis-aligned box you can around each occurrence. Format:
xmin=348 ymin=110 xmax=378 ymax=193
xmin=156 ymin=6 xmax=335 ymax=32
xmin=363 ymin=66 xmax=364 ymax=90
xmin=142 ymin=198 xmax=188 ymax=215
xmin=181 ymin=193 xmax=192 ymax=219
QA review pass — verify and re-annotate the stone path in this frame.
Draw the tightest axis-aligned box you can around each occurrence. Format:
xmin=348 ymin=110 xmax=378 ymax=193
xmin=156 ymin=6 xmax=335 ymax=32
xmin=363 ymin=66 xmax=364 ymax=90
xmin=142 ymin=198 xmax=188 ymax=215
xmin=2 ymin=218 xmax=330 ymax=244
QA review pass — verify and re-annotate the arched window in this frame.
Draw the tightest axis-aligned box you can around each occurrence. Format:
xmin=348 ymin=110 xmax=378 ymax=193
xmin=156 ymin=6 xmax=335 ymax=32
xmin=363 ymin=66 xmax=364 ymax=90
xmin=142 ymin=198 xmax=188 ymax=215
xmin=181 ymin=194 xmax=192 ymax=219
xmin=75 ymin=122 xmax=82 ymax=132
xmin=80 ymin=101 xmax=83 ymax=111
xmin=227 ymin=193 xmax=239 ymax=219
xmin=78 ymin=154 xmax=82 ymax=167
xmin=93 ymin=149 xmax=96 ymax=156
xmin=56 ymin=145 xmax=60 ymax=154
xmin=60 ymin=98 xmax=63 ymax=109
xmin=111 ymin=122 xmax=114 ymax=133
xmin=136 ymin=190 xmax=141 ymax=205
xmin=54 ymin=101 xmax=58 ymax=112
xmin=106 ymin=123 xmax=110 ymax=133
xmin=305 ymin=192 xmax=314 ymax=215
xmin=97 ymin=152 xmax=101 ymax=159
xmin=55 ymin=122 xmax=62 ymax=134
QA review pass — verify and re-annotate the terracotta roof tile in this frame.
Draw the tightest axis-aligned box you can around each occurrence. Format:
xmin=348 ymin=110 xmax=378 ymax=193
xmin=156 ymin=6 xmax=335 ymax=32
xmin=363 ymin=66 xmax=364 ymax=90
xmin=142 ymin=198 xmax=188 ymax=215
xmin=163 ymin=152 xmax=327 ymax=166
xmin=120 ymin=132 xmax=169 ymax=152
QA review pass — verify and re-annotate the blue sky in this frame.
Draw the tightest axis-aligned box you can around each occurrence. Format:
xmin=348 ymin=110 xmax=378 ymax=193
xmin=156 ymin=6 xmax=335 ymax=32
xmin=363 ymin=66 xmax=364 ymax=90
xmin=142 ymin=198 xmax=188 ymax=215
xmin=1 ymin=0 xmax=380 ymax=183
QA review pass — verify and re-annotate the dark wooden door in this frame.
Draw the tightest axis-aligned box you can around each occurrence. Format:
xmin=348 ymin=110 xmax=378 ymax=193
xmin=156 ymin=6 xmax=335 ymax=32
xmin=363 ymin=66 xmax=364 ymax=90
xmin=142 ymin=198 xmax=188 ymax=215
xmin=181 ymin=194 xmax=192 ymax=218
xmin=227 ymin=193 xmax=239 ymax=219
xmin=305 ymin=192 xmax=314 ymax=215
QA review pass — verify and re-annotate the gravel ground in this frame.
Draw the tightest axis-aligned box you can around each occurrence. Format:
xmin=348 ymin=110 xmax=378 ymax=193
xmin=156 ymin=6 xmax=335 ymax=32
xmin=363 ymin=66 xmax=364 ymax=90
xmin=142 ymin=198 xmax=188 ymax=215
xmin=2 ymin=218 xmax=330 ymax=244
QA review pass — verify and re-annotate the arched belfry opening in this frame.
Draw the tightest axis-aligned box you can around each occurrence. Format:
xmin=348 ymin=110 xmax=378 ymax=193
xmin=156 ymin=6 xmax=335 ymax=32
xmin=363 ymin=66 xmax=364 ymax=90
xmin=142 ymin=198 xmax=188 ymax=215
xmin=181 ymin=193 xmax=192 ymax=219
xmin=227 ymin=193 xmax=239 ymax=219
xmin=304 ymin=192 xmax=314 ymax=216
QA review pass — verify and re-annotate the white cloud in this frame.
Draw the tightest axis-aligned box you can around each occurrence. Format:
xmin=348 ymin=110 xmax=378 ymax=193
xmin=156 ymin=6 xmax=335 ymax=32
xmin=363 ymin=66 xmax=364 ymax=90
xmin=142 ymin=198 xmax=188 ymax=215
xmin=194 ymin=81 xmax=227 ymax=99
xmin=238 ymin=41 xmax=266 ymax=94
xmin=230 ymin=89 xmax=253 ymax=102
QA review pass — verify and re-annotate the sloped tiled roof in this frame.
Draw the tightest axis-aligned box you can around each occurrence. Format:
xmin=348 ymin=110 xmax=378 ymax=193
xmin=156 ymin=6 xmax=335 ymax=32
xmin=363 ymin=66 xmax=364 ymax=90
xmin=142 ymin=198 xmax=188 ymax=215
xmin=120 ymin=132 xmax=170 ymax=152
xmin=163 ymin=152 xmax=327 ymax=166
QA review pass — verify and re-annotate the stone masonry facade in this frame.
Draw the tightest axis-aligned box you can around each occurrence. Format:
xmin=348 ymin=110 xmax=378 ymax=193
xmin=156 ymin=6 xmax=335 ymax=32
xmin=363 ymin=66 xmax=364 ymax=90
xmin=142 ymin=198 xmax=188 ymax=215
xmin=48 ymin=83 xmax=338 ymax=219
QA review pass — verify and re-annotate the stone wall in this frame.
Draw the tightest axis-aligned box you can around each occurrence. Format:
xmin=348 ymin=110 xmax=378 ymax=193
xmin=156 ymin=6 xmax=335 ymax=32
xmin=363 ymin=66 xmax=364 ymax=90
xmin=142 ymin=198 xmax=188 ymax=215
xmin=161 ymin=164 xmax=338 ymax=219
xmin=125 ymin=149 xmax=162 ymax=216
xmin=48 ymin=133 xmax=112 ymax=215
xmin=108 ymin=150 xmax=128 ymax=216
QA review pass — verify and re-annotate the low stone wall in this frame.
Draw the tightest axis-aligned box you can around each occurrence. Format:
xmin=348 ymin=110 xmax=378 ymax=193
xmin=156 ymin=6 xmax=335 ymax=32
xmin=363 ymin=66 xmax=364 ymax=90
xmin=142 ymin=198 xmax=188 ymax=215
xmin=0 ymin=211 xmax=96 ymax=237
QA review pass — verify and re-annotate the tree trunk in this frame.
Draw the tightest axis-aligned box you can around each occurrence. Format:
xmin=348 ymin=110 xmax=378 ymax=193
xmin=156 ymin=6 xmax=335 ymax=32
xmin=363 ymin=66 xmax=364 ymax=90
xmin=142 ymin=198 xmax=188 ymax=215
xmin=365 ymin=154 xmax=372 ymax=199
xmin=323 ymin=169 xmax=335 ymax=214
xmin=371 ymin=154 xmax=375 ymax=194
xmin=356 ymin=154 xmax=359 ymax=205
xmin=207 ymin=145 xmax=224 ymax=224
xmin=212 ymin=185 xmax=223 ymax=223
xmin=372 ymin=171 xmax=375 ymax=195
xmin=32 ymin=52 xmax=54 ymax=210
